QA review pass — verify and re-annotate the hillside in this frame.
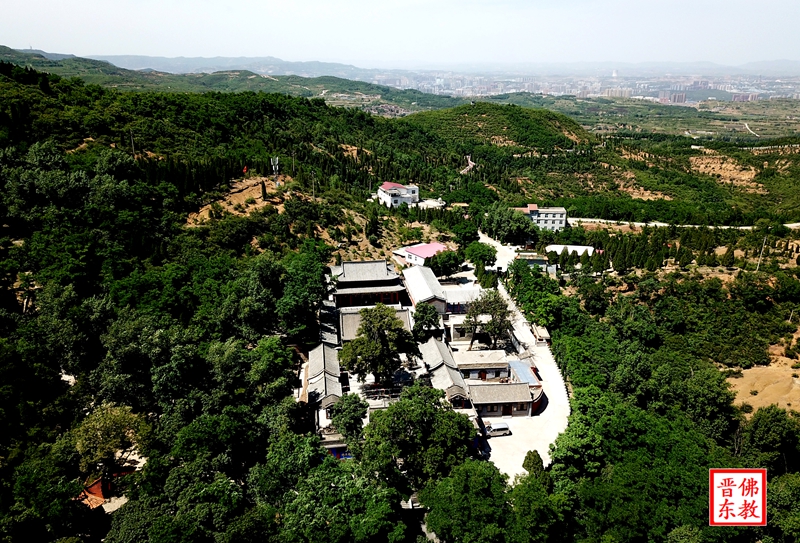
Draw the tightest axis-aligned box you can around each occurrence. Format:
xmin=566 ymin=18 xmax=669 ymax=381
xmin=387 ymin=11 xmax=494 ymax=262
xmin=403 ymin=102 xmax=589 ymax=150
xmin=4 ymin=57 xmax=800 ymax=226
xmin=0 ymin=46 xmax=464 ymax=112
xmin=3 ymin=61 xmax=800 ymax=543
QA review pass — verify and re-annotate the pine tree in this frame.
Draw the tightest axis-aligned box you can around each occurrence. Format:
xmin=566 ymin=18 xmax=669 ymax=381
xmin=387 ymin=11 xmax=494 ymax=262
xmin=721 ymin=245 xmax=735 ymax=268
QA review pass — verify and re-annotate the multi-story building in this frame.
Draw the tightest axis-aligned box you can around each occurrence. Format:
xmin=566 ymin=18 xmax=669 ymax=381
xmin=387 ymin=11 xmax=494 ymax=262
xmin=513 ymin=204 xmax=568 ymax=232
xmin=377 ymin=182 xmax=419 ymax=208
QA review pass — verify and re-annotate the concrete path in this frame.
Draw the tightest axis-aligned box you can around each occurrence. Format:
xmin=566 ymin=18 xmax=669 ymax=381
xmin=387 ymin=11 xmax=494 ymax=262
xmin=570 ymin=217 xmax=800 ymax=231
xmin=477 ymin=233 xmax=571 ymax=476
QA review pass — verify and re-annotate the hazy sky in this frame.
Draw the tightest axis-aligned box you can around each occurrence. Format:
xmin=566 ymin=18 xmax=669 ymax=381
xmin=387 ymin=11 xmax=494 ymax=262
xmin=4 ymin=0 xmax=799 ymax=68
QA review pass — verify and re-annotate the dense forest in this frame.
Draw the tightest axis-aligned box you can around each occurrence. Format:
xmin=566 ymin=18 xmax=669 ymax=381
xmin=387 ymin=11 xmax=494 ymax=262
xmin=2 ymin=61 xmax=800 ymax=542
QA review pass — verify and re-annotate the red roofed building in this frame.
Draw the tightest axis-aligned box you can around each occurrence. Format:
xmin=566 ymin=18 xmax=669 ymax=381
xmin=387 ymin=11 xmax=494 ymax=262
xmin=377 ymin=182 xmax=419 ymax=208
xmin=404 ymin=242 xmax=448 ymax=266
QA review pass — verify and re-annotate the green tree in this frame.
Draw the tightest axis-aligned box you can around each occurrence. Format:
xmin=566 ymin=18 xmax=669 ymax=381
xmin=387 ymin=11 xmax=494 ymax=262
xmin=678 ymin=247 xmax=694 ymax=269
xmin=361 ymin=385 xmax=475 ymax=495
xmin=452 ymin=221 xmax=479 ymax=248
xmin=508 ymin=474 xmax=558 ymax=543
xmin=280 ymin=458 xmax=406 ymax=543
xmin=339 ymin=304 xmax=419 ymax=382
xmin=741 ymin=405 xmax=800 ymax=475
xmin=412 ymin=302 xmax=441 ymax=341
xmin=73 ymin=402 xmax=149 ymax=474
xmin=465 ymin=241 xmax=497 ymax=268
xmin=420 ymin=459 xmax=510 ymax=543
xmin=330 ymin=393 xmax=369 ymax=453
xmin=522 ymin=450 xmax=552 ymax=491
xmin=427 ymin=250 xmax=462 ymax=278
xmin=721 ymin=245 xmax=735 ymax=268
xmin=465 ymin=289 xmax=513 ymax=349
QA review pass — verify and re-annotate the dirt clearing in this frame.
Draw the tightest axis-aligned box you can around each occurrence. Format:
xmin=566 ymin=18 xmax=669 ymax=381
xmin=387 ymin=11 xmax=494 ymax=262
xmin=186 ymin=176 xmax=291 ymax=225
xmin=727 ymin=360 xmax=800 ymax=412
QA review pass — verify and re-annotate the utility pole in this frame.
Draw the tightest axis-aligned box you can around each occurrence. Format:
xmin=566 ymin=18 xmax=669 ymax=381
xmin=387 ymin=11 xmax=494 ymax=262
xmin=130 ymin=130 xmax=136 ymax=159
xmin=756 ymin=236 xmax=767 ymax=272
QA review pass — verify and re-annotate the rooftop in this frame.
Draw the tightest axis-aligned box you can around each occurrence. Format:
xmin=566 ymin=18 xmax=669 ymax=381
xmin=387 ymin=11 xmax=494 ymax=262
xmin=468 ymin=383 xmax=532 ymax=404
xmin=508 ymin=360 xmax=541 ymax=387
xmin=307 ymin=372 xmax=342 ymax=408
xmin=442 ymin=285 xmax=482 ymax=305
xmin=406 ymin=242 xmax=448 ymax=259
xmin=537 ymin=206 xmax=568 ymax=214
xmin=331 ymin=260 xmax=398 ymax=284
xmin=419 ymin=338 xmax=469 ymax=401
xmin=380 ymin=182 xmax=407 ymax=191
xmin=452 ymin=349 xmax=508 ymax=367
xmin=512 ymin=204 xmax=539 ymax=214
xmin=403 ymin=266 xmax=445 ymax=303
xmin=308 ymin=344 xmax=340 ymax=378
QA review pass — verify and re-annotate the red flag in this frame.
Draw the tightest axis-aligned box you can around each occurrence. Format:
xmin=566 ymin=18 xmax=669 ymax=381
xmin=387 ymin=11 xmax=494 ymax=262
xmin=243 ymin=166 xmax=248 ymax=174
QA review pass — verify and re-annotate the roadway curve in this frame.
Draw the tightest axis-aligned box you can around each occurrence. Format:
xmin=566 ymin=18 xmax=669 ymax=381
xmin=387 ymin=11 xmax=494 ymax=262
xmin=478 ymin=233 xmax=571 ymax=468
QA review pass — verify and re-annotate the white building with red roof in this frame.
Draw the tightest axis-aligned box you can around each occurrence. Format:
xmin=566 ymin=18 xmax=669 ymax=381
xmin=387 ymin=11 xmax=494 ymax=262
xmin=377 ymin=181 xmax=419 ymax=208
xmin=403 ymin=241 xmax=448 ymax=266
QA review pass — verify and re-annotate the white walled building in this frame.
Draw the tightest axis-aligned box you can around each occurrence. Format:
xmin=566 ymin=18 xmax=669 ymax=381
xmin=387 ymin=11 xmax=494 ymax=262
xmin=377 ymin=182 xmax=419 ymax=208
xmin=514 ymin=204 xmax=568 ymax=231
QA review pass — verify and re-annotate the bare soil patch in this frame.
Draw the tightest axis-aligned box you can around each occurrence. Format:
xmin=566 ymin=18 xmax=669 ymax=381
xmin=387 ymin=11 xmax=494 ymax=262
xmin=689 ymin=151 xmax=767 ymax=194
xmin=727 ymin=360 xmax=800 ymax=412
xmin=186 ymin=176 xmax=291 ymax=225
xmin=618 ymin=171 xmax=672 ymax=201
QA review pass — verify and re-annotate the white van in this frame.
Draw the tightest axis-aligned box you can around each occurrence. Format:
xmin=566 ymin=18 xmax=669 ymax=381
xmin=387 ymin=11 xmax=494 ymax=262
xmin=485 ymin=422 xmax=511 ymax=437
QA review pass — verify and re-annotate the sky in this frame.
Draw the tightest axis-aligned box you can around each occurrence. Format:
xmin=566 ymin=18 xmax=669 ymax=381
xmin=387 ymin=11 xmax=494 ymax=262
xmin=3 ymin=0 xmax=799 ymax=68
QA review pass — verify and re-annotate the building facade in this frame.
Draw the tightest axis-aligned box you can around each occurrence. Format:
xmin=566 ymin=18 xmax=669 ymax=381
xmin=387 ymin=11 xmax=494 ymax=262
xmin=514 ymin=204 xmax=568 ymax=232
xmin=377 ymin=182 xmax=419 ymax=208
xmin=330 ymin=260 xmax=406 ymax=308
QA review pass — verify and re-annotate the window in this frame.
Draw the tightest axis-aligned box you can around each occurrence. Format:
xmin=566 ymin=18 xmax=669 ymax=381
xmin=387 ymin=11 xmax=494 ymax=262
xmin=462 ymin=371 xmax=470 ymax=378
xmin=518 ymin=403 xmax=527 ymax=410
xmin=488 ymin=404 xmax=498 ymax=412
xmin=494 ymin=370 xmax=501 ymax=378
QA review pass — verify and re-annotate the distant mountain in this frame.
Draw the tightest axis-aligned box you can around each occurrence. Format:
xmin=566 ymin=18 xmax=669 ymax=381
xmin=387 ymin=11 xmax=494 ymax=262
xmin=84 ymin=55 xmax=800 ymax=78
xmin=737 ymin=59 xmax=800 ymax=76
xmin=0 ymin=46 xmax=463 ymax=112
xmin=86 ymin=54 xmax=393 ymax=81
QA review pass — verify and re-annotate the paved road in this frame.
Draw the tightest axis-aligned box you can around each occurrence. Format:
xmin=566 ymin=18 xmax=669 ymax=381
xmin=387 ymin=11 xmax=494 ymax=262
xmin=478 ymin=233 xmax=571 ymax=475
xmin=570 ymin=217 xmax=800 ymax=231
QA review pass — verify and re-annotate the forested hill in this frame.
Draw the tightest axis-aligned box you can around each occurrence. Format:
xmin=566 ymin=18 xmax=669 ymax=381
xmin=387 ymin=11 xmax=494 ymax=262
xmin=0 ymin=45 xmax=465 ymax=110
xmin=3 ymin=60 xmax=800 ymax=543
xmin=5 ymin=56 xmax=800 ymax=227
xmin=403 ymin=102 xmax=589 ymax=149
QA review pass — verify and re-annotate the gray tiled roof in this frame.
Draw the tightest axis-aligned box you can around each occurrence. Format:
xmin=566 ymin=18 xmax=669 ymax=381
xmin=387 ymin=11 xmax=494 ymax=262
xmin=308 ymin=344 xmax=340 ymax=378
xmin=306 ymin=343 xmax=342 ymax=408
xmin=307 ymin=372 xmax=342 ymax=408
xmin=456 ymin=361 xmax=509 ymax=370
xmin=333 ymin=284 xmax=406 ymax=295
xmin=332 ymin=260 xmax=398 ymax=283
xmin=468 ymin=383 xmax=532 ymax=404
xmin=419 ymin=338 xmax=468 ymax=400
xmin=419 ymin=337 xmax=455 ymax=369
xmin=403 ymin=266 xmax=445 ymax=304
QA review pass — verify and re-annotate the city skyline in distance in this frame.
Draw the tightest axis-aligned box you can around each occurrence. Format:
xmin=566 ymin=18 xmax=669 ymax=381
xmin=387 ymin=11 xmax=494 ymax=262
xmin=4 ymin=0 xmax=800 ymax=68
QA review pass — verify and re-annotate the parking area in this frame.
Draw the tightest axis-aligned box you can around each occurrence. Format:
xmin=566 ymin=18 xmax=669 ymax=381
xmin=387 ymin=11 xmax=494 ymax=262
xmin=482 ymin=407 xmax=550 ymax=480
